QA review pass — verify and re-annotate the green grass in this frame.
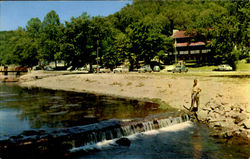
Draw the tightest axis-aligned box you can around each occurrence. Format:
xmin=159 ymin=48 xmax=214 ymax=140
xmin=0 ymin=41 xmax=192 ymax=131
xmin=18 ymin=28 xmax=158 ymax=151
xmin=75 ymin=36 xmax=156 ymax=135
xmin=186 ymin=60 xmax=250 ymax=72
xmin=237 ymin=60 xmax=250 ymax=71
xmin=159 ymin=60 xmax=250 ymax=77
xmin=188 ymin=65 xmax=217 ymax=71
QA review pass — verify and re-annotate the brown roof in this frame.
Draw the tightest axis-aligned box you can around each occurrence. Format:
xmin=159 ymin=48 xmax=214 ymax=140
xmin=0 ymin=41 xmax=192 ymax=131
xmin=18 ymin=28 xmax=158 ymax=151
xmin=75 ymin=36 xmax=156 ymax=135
xmin=176 ymin=42 xmax=205 ymax=47
xmin=172 ymin=30 xmax=191 ymax=38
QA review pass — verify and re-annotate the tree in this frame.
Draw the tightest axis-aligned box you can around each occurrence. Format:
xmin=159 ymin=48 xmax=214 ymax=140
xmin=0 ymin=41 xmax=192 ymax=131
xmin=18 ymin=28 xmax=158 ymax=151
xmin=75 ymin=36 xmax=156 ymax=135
xmin=111 ymin=32 xmax=133 ymax=68
xmin=1 ymin=1 xmax=249 ymax=69
xmin=0 ymin=31 xmax=17 ymax=65
xmin=62 ymin=12 xmax=91 ymax=68
xmin=26 ymin=18 xmax=42 ymax=38
xmin=11 ymin=27 xmax=39 ymax=67
xmin=87 ymin=16 xmax=116 ymax=71
xmin=125 ymin=16 xmax=174 ymax=66
xmin=40 ymin=10 xmax=61 ymax=66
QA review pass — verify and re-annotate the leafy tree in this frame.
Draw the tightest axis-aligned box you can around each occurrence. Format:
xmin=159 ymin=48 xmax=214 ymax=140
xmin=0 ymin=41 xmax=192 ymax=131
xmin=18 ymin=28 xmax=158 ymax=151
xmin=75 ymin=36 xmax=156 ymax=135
xmin=40 ymin=10 xmax=61 ymax=66
xmin=180 ymin=0 xmax=250 ymax=69
xmin=1 ymin=1 xmax=249 ymax=69
xmin=125 ymin=17 xmax=173 ymax=66
xmin=111 ymin=32 xmax=133 ymax=68
xmin=62 ymin=12 xmax=91 ymax=68
xmin=0 ymin=31 xmax=17 ymax=65
xmin=11 ymin=27 xmax=39 ymax=67
xmin=26 ymin=18 xmax=42 ymax=38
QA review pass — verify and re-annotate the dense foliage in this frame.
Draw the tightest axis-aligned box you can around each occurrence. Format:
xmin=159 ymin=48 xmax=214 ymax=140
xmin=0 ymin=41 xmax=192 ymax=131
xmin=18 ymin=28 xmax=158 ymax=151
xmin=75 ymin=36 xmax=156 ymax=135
xmin=0 ymin=0 xmax=249 ymax=70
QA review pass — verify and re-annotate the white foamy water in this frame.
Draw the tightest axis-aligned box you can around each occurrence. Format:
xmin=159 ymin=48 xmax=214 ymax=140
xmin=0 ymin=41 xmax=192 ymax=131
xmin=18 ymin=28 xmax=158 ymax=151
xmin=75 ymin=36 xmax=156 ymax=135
xmin=143 ymin=121 xmax=193 ymax=135
xmin=70 ymin=139 xmax=115 ymax=153
xmin=70 ymin=121 xmax=192 ymax=153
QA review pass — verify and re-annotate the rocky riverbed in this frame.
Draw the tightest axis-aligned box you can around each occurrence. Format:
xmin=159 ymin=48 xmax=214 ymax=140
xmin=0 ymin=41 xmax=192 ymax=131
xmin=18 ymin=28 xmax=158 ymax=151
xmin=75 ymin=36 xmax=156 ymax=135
xmin=199 ymin=96 xmax=250 ymax=142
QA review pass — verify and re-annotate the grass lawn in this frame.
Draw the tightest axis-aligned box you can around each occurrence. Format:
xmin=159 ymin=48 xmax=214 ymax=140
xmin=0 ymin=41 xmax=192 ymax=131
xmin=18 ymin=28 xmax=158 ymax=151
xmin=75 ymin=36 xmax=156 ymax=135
xmin=159 ymin=60 xmax=250 ymax=77
xmin=186 ymin=60 xmax=250 ymax=72
xmin=237 ymin=60 xmax=250 ymax=71
xmin=187 ymin=65 xmax=217 ymax=72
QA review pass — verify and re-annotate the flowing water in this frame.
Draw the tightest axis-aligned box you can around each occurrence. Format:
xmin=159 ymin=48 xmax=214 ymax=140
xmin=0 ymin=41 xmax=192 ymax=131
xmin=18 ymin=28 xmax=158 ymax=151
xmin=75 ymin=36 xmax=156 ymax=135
xmin=0 ymin=83 xmax=249 ymax=159
xmin=73 ymin=122 xmax=249 ymax=159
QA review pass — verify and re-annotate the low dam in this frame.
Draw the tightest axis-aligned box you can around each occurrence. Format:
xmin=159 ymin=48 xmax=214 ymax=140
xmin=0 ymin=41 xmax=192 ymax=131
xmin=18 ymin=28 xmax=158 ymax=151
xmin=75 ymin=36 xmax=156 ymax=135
xmin=0 ymin=113 xmax=190 ymax=158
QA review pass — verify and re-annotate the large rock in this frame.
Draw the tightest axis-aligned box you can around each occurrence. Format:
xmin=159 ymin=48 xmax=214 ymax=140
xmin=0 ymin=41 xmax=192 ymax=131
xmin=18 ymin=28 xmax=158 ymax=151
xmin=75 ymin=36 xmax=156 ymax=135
xmin=224 ymin=106 xmax=232 ymax=112
xmin=115 ymin=138 xmax=131 ymax=146
xmin=242 ymin=119 xmax=250 ymax=129
xmin=231 ymin=113 xmax=248 ymax=124
xmin=197 ymin=110 xmax=207 ymax=121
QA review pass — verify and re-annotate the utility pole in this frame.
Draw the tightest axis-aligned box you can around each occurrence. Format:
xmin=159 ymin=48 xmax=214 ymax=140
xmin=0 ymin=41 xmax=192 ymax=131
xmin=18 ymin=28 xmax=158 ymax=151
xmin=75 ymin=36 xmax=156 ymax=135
xmin=174 ymin=39 xmax=177 ymax=64
xmin=96 ymin=39 xmax=100 ymax=73
xmin=97 ymin=39 xmax=99 ymax=66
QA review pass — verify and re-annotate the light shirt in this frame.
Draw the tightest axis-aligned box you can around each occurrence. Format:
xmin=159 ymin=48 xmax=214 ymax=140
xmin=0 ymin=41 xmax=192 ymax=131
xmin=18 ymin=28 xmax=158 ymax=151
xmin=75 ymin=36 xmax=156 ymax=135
xmin=192 ymin=84 xmax=201 ymax=94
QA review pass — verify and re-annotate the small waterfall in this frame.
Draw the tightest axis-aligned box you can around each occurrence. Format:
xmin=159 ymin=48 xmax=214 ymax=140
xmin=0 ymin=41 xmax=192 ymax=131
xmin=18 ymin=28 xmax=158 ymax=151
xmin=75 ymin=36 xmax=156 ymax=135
xmin=70 ymin=114 xmax=191 ymax=152
xmin=0 ymin=113 xmax=190 ymax=157
xmin=119 ymin=114 xmax=190 ymax=138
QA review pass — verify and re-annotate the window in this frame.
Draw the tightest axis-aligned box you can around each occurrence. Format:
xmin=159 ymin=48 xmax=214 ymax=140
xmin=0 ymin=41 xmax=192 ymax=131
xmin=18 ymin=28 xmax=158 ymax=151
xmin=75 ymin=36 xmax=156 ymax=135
xmin=180 ymin=51 xmax=188 ymax=54
xmin=202 ymin=49 xmax=211 ymax=53
xmin=190 ymin=50 xmax=200 ymax=54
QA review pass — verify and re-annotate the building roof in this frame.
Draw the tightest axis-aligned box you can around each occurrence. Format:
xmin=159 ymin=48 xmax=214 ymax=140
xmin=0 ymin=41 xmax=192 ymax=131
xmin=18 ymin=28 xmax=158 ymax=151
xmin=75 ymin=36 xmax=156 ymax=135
xmin=172 ymin=30 xmax=192 ymax=39
xmin=176 ymin=41 xmax=205 ymax=47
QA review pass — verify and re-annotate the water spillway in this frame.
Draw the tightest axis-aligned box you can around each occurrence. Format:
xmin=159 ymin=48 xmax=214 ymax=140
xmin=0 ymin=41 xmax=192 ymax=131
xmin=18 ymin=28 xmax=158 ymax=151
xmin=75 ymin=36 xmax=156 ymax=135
xmin=0 ymin=112 xmax=190 ymax=158
xmin=118 ymin=113 xmax=190 ymax=137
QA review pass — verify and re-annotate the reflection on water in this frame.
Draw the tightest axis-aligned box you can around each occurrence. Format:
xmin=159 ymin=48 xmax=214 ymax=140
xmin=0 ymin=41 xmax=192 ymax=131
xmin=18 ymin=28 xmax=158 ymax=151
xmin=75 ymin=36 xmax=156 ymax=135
xmin=192 ymin=127 xmax=203 ymax=159
xmin=0 ymin=83 xmax=167 ymax=137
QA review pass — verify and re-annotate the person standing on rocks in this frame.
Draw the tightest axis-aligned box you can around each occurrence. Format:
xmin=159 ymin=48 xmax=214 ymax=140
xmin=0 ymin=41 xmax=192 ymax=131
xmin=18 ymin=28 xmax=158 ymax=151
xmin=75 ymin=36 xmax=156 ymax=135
xmin=190 ymin=79 xmax=201 ymax=112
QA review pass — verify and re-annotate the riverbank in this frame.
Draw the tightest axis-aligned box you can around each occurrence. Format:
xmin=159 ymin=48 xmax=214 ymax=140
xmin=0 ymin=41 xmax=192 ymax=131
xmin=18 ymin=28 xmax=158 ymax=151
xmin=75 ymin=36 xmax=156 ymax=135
xmin=18 ymin=71 xmax=250 ymax=141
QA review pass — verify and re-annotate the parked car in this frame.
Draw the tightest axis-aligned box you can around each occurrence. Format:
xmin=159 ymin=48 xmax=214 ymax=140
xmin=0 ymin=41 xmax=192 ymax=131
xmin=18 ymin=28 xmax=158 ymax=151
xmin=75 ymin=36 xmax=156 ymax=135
xmin=91 ymin=65 xmax=101 ymax=73
xmin=113 ymin=66 xmax=129 ymax=73
xmin=216 ymin=64 xmax=233 ymax=71
xmin=44 ymin=66 xmax=54 ymax=71
xmin=138 ymin=65 xmax=152 ymax=73
xmin=153 ymin=66 xmax=160 ymax=72
xmin=32 ymin=65 xmax=43 ymax=70
xmin=172 ymin=65 xmax=188 ymax=73
xmin=67 ymin=66 xmax=74 ymax=71
xmin=164 ymin=65 xmax=175 ymax=72
xmin=100 ymin=67 xmax=111 ymax=73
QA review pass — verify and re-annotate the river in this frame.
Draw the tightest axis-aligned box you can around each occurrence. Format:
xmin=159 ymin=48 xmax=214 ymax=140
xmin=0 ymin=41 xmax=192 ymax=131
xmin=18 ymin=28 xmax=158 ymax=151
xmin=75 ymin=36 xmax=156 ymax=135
xmin=0 ymin=83 xmax=249 ymax=158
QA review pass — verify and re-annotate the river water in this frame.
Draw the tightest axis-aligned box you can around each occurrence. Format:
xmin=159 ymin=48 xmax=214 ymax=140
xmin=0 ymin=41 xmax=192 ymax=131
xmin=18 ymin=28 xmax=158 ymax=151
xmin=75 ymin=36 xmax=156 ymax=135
xmin=0 ymin=83 xmax=166 ymax=137
xmin=0 ymin=83 xmax=249 ymax=158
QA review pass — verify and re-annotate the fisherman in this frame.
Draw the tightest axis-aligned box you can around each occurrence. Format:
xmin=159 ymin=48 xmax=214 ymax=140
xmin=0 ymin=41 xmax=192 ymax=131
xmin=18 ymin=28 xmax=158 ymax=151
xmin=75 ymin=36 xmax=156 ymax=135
xmin=190 ymin=79 xmax=201 ymax=112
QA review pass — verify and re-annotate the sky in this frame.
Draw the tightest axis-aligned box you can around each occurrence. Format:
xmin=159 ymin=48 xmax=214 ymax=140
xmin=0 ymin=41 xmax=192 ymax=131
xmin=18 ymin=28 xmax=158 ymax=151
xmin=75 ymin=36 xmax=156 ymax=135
xmin=0 ymin=1 xmax=132 ymax=31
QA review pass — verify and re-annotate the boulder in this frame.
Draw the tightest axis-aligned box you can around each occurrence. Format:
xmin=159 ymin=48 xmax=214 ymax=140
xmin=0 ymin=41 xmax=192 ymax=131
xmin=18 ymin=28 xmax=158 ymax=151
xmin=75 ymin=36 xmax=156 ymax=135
xmin=22 ymin=130 xmax=40 ymax=136
xmin=231 ymin=113 xmax=248 ymax=124
xmin=224 ymin=106 xmax=231 ymax=112
xmin=242 ymin=119 xmax=250 ymax=129
xmin=217 ymin=93 xmax=223 ymax=97
xmin=197 ymin=110 xmax=207 ymax=120
xmin=223 ymin=131 xmax=233 ymax=139
xmin=116 ymin=138 xmax=131 ymax=146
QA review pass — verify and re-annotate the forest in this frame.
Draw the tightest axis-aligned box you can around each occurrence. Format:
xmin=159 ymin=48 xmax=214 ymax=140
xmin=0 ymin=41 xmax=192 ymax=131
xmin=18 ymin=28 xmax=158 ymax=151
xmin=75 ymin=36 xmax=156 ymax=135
xmin=0 ymin=0 xmax=249 ymax=70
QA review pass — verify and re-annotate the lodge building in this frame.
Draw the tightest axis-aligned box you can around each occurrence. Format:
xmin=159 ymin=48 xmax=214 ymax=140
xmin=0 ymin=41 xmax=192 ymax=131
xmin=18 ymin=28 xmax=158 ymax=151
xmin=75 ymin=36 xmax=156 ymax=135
xmin=170 ymin=30 xmax=211 ymax=63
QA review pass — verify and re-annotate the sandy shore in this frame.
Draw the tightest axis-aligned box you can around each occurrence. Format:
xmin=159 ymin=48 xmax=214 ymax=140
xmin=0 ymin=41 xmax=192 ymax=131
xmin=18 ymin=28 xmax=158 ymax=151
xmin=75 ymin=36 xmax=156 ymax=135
xmin=19 ymin=71 xmax=250 ymax=139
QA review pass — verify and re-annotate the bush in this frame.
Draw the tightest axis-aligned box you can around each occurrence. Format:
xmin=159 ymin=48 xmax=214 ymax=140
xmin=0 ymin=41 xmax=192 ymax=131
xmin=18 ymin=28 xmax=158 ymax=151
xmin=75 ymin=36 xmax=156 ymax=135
xmin=226 ymin=49 xmax=240 ymax=71
xmin=246 ymin=58 xmax=250 ymax=63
